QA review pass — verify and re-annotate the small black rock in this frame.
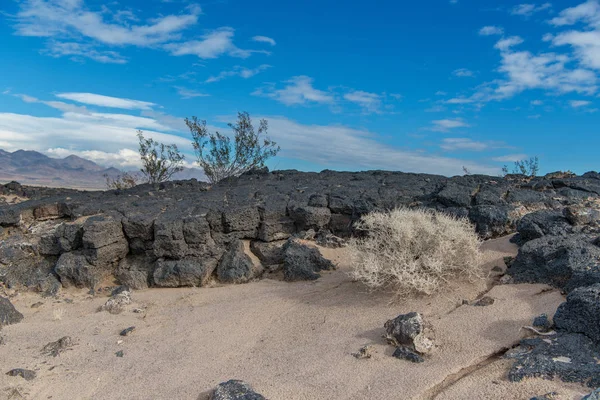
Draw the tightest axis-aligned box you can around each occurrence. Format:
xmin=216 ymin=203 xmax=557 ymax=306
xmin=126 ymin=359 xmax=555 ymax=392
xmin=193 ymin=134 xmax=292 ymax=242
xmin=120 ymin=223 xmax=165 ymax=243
xmin=532 ymin=314 xmax=551 ymax=330
xmin=120 ymin=326 xmax=135 ymax=336
xmin=6 ymin=368 xmax=36 ymax=381
xmin=392 ymin=346 xmax=424 ymax=363
xmin=116 ymin=350 xmax=124 ymax=357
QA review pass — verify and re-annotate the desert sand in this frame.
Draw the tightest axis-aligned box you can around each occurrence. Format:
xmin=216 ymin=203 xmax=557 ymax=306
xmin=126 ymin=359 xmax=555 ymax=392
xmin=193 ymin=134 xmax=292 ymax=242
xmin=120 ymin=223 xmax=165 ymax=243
xmin=0 ymin=236 xmax=592 ymax=400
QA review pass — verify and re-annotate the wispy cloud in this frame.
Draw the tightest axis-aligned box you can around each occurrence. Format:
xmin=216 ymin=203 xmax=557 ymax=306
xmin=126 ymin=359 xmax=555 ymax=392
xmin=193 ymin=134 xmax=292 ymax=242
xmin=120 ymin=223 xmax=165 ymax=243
xmin=12 ymin=1 xmax=202 ymax=62
xmin=252 ymin=36 xmax=276 ymax=46
xmin=493 ymin=154 xmax=529 ymax=162
xmin=479 ymin=26 xmax=504 ymax=36
xmin=166 ymin=27 xmax=268 ymax=59
xmin=453 ymin=68 xmax=475 ymax=77
xmin=570 ymin=99 xmax=592 ymax=108
xmin=175 ymin=87 xmax=210 ymax=99
xmin=510 ymin=3 xmax=552 ymax=17
xmin=531 ymin=100 xmax=544 ymax=105
xmin=430 ymin=118 xmax=470 ymax=132
xmin=55 ymin=92 xmax=156 ymax=110
xmin=343 ymin=90 xmax=382 ymax=114
xmin=252 ymin=76 xmax=334 ymax=106
xmin=440 ymin=138 xmax=488 ymax=151
xmin=205 ymin=64 xmax=271 ymax=83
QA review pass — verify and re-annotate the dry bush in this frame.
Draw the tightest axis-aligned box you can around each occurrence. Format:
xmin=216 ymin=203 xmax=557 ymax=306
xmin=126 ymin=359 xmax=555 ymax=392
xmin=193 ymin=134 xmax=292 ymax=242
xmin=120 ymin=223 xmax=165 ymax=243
xmin=349 ymin=208 xmax=483 ymax=298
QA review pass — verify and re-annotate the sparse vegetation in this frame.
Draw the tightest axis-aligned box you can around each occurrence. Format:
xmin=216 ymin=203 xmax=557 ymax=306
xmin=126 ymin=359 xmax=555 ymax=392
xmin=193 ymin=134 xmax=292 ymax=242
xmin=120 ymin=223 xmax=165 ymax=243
xmin=185 ymin=111 xmax=280 ymax=184
xmin=348 ymin=208 xmax=482 ymax=298
xmin=104 ymin=171 xmax=143 ymax=190
xmin=502 ymin=156 xmax=539 ymax=177
xmin=137 ymin=130 xmax=185 ymax=184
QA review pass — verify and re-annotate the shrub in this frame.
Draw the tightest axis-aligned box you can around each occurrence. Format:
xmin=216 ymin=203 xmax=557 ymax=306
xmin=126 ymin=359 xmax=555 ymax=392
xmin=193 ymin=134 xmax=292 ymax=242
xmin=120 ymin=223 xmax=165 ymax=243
xmin=348 ymin=208 xmax=482 ymax=298
xmin=137 ymin=130 xmax=185 ymax=184
xmin=185 ymin=111 xmax=280 ymax=184
xmin=104 ymin=171 xmax=142 ymax=190
xmin=502 ymin=156 xmax=539 ymax=177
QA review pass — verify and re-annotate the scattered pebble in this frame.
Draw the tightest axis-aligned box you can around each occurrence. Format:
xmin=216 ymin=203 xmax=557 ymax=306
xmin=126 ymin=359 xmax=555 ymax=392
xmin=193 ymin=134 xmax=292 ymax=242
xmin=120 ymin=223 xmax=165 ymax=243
xmin=116 ymin=350 xmax=124 ymax=357
xmin=392 ymin=346 xmax=424 ymax=363
xmin=42 ymin=336 xmax=73 ymax=357
xmin=473 ymin=296 xmax=495 ymax=307
xmin=120 ymin=326 xmax=135 ymax=336
xmin=352 ymin=345 xmax=373 ymax=359
xmin=30 ymin=302 xmax=44 ymax=308
xmin=6 ymin=369 xmax=36 ymax=381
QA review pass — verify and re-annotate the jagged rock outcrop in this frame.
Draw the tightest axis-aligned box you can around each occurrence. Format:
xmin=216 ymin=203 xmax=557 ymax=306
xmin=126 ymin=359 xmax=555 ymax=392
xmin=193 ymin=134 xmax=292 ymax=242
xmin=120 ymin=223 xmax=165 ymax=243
xmin=0 ymin=296 xmax=23 ymax=326
xmin=2 ymin=169 xmax=600 ymax=290
xmin=554 ymin=284 xmax=600 ymax=343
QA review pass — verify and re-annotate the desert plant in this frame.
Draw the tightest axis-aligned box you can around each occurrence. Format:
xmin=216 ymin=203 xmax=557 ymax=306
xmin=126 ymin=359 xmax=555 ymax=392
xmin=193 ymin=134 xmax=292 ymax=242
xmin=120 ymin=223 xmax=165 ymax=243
xmin=348 ymin=208 xmax=482 ymax=298
xmin=104 ymin=171 xmax=142 ymax=190
xmin=185 ymin=111 xmax=280 ymax=184
xmin=502 ymin=156 xmax=539 ymax=177
xmin=137 ymin=130 xmax=185 ymax=184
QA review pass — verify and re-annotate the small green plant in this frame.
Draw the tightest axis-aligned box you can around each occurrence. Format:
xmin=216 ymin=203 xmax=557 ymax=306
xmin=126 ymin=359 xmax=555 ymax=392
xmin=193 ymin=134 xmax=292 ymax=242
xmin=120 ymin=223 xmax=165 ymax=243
xmin=137 ymin=130 xmax=185 ymax=184
xmin=502 ymin=156 xmax=539 ymax=177
xmin=185 ymin=111 xmax=280 ymax=184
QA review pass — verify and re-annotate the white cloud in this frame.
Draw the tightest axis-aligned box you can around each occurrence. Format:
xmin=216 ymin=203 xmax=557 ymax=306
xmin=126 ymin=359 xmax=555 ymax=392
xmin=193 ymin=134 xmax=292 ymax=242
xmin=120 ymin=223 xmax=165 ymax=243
xmin=435 ymin=91 xmax=448 ymax=96
xmin=46 ymin=147 xmax=142 ymax=168
xmin=440 ymin=138 xmax=488 ymax=151
xmin=531 ymin=99 xmax=544 ymax=105
xmin=390 ymin=93 xmax=404 ymax=100
xmin=511 ymin=3 xmax=552 ymax=17
xmin=494 ymin=36 xmax=525 ymax=51
xmin=43 ymin=41 xmax=127 ymax=64
xmin=492 ymin=154 xmax=529 ymax=162
xmin=166 ymin=27 xmax=267 ymax=59
xmin=570 ymin=99 xmax=592 ymax=107
xmin=479 ymin=26 xmax=504 ymax=36
xmin=265 ymin=117 xmax=498 ymax=175
xmin=446 ymin=97 xmax=475 ymax=104
xmin=13 ymin=0 xmax=202 ymax=62
xmin=252 ymin=36 xmax=276 ymax=46
xmin=12 ymin=93 xmax=92 ymax=114
xmin=430 ymin=118 xmax=470 ymax=132
xmin=205 ymin=64 xmax=271 ymax=83
xmin=549 ymin=0 xmax=600 ymax=27
xmin=252 ymin=76 xmax=334 ymax=106
xmin=453 ymin=68 xmax=475 ymax=77
xmin=343 ymin=91 xmax=382 ymax=114
xmin=56 ymin=92 xmax=156 ymax=110
xmin=175 ymin=87 xmax=209 ymax=99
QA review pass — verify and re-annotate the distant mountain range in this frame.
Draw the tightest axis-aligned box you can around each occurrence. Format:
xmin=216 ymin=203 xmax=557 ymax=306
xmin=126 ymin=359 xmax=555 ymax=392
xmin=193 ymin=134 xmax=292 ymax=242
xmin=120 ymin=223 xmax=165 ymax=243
xmin=0 ymin=149 xmax=205 ymax=190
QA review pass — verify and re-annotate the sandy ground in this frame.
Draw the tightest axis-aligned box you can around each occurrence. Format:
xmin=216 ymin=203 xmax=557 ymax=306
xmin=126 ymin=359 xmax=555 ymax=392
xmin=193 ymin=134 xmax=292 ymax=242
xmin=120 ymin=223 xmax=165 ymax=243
xmin=0 ymin=236 xmax=592 ymax=400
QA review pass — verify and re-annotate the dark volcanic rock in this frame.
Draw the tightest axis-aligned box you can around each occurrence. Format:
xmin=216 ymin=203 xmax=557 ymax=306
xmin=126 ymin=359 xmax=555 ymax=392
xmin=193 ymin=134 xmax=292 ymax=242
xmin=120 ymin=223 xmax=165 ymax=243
xmin=249 ymin=240 xmax=286 ymax=266
xmin=153 ymin=258 xmax=217 ymax=287
xmin=54 ymin=252 xmax=98 ymax=288
xmin=282 ymin=239 xmax=335 ymax=281
xmin=0 ymin=297 xmax=23 ymax=326
xmin=516 ymin=210 xmax=572 ymax=243
xmin=217 ymin=240 xmax=260 ymax=283
xmin=508 ymin=234 xmax=600 ymax=292
xmin=468 ymin=205 xmax=511 ymax=239
xmin=507 ymin=333 xmax=600 ymax=388
xmin=211 ymin=380 xmax=266 ymax=400
xmin=115 ymin=255 xmax=155 ymax=289
xmin=392 ymin=346 xmax=425 ymax=363
xmin=554 ymin=283 xmax=600 ymax=342
xmin=6 ymin=368 xmax=36 ymax=381
xmin=583 ymin=389 xmax=600 ymax=400
xmin=384 ymin=312 xmax=424 ymax=347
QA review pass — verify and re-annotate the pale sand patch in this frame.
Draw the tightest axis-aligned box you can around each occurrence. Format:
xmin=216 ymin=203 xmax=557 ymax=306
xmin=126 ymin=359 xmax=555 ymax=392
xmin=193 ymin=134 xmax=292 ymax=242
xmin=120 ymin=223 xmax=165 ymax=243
xmin=0 ymin=236 xmax=591 ymax=399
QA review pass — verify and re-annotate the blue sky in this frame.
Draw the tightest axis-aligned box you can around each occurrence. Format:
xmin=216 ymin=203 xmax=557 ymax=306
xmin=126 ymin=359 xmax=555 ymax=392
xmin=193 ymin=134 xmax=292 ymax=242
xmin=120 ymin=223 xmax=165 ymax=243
xmin=0 ymin=0 xmax=599 ymax=176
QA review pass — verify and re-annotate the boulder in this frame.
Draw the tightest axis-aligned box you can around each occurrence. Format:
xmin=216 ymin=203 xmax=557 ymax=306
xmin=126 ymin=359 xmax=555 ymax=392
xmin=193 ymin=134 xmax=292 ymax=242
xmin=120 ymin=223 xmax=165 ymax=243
xmin=516 ymin=210 xmax=571 ymax=243
xmin=508 ymin=234 xmax=600 ymax=292
xmin=0 ymin=297 xmax=23 ymax=326
xmin=507 ymin=333 xmax=600 ymax=388
xmin=436 ymin=182 xmax=474 ymax=208
xmin=82 ymin=215 xmax=128 ymax=266
xmin=288 ymin=206 xmax=331 ymax=231
xmin=384 ymin=312 xmax=433 ymax=354
xmin=54 ymin=252 xmax=98 ymax=288
xmin=210 ymin=380 xmax=265 ymax=400
xmin=468 ymin=205 xmax=511 ymax=239
xmin=554 ymin=283 xmax=600 ymax=342
xmin=116 ymin=255 xmax=155 ymax=289
xmin=282 ymin=239 xmax=335 ymax=281
xmin=153 ymin=258 xmax=217 ymax=287
xmin=564 ymin=205 xmax=600 ymax=227
xmin=217 ymin=240 xmax=260 ymax=284
xmin=249 ymin=240 xmax=286 ymax=266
